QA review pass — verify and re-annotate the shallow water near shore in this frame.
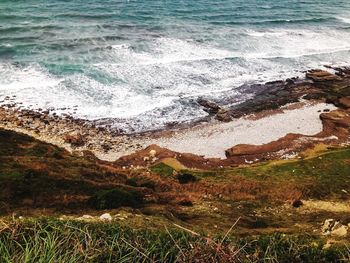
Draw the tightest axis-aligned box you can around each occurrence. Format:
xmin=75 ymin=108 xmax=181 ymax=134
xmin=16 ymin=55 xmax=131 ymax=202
xmin=1 ymin=0 xmax=350 ymax=132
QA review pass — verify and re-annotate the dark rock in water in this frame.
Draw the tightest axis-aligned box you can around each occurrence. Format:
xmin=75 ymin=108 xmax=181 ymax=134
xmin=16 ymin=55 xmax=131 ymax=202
xmin=165 ymin=121 xmax=179 ymax=128
xmin=265 ymin=80 xmax=285 ymax=85
xmin=332 ymin=66 xmax=350 ymax=77
xmin=197 ymin=98 xmax=221 ymax=114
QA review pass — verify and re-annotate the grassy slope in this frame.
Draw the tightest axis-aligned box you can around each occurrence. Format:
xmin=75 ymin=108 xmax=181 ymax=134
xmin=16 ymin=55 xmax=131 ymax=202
xmin=0 ymin=128 xmax=350 ymax=262
xmin=0 ymin=129 xmax=143 ymax=213
xmin=149 ymin=147 xmax=350 ymax=237
xmin=219 ymin=147 xmax=350 ymax=200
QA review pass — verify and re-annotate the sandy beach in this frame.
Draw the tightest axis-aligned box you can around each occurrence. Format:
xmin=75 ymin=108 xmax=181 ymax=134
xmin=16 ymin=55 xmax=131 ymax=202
xmin=142 ymin=102 xmax=337 ymax=159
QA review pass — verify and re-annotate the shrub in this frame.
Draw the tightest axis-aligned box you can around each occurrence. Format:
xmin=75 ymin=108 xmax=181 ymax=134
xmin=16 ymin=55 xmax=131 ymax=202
xmin=126 ymin=177 xmax=156 ymax=189
xmin=150 ymin=163 xmax=174 ymax=177
xmin=177 ymin=172 xmax=197 ymax=184
xmin=88 ymin=188 xmax=143 ymax=209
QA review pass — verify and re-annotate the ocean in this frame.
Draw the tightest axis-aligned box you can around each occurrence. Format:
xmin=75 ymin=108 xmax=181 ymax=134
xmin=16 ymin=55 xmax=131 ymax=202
xmin=1 ymin=0 xmax=350 ymax=132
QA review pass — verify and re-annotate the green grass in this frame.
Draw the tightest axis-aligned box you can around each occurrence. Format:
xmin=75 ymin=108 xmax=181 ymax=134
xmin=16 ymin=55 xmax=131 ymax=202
xmin=0 ymin=218 xmax=348 ymax=263
xmin=198 ymin=147 xmax=350 ymax=200
xmin=150 ymin=163 xmax=175 ymax=177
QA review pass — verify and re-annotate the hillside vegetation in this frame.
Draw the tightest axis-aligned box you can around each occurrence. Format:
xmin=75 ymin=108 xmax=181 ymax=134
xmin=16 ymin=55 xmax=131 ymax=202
xmin=0 ymin=128 xmax=350 ymax=262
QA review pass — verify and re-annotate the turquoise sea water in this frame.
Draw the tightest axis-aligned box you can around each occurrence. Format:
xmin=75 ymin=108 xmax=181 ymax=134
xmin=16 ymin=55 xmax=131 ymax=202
xmin=1 ymin=0 xmax=350 ymax=132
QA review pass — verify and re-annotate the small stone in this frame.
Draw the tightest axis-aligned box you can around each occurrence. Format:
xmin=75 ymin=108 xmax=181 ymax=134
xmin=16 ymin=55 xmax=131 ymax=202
xmin=149 ymin=150 xmax=157 ymax=158
xmin=322 ymin=219 xmax=348 ymax=237
xmin=99 ymin=213 xmax=113 ymax=221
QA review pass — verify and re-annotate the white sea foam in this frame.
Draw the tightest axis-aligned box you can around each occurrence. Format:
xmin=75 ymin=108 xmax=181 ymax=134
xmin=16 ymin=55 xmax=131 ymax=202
xmin=110 ymin=38 xmax=235 ymax=65
xmin=242 ymin=29 xmax=350 ymax=59
xmin=337 ymin=16 xmax=350 ymax=24
xmin=2 ymin=28 xmax=350 ymax=132
xmin=0 ymin=64 xmax=62 ymax=91
xmin=2 ymin=43 xmax=13 ymax=48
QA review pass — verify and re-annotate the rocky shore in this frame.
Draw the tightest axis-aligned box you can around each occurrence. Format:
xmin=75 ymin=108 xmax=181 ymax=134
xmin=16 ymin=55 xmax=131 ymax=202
xmin=1 ymin=69 xmax=350 ymax=260
xmin=1 ymin=67 xmax=350 ymax=167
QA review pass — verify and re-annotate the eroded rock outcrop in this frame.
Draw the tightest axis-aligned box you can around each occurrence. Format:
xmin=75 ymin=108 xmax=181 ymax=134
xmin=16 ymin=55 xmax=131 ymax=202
xmin=306 ymin=69 xmax=342 ymax=82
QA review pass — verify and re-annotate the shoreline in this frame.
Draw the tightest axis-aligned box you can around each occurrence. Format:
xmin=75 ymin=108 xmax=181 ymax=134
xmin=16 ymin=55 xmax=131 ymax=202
xmin=0 ymin=100 xmax=330 ymax=161
xmin=0 ymin=67 xmax=350 ymax=166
